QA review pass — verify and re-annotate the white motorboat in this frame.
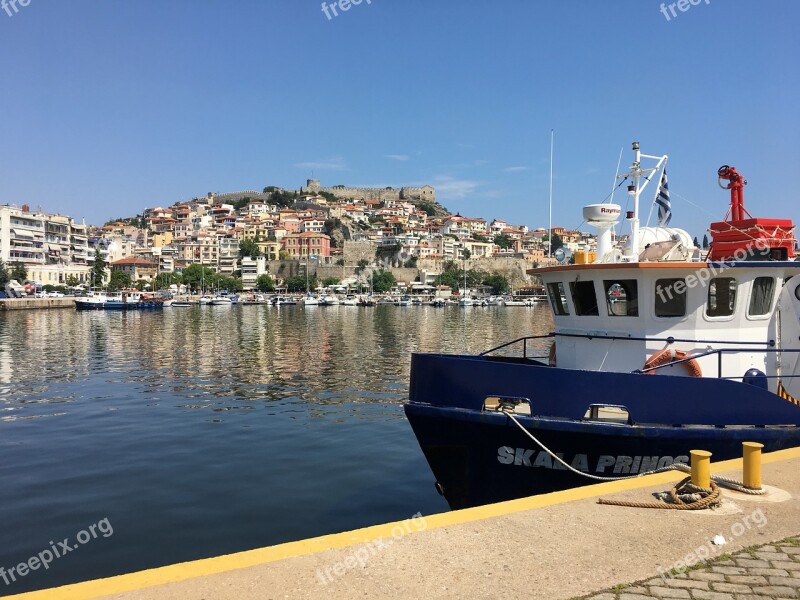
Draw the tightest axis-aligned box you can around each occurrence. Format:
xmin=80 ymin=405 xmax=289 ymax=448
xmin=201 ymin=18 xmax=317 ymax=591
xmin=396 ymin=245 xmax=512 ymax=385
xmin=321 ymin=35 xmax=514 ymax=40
xmin=301 ymin=293 xmax=319 ymax=306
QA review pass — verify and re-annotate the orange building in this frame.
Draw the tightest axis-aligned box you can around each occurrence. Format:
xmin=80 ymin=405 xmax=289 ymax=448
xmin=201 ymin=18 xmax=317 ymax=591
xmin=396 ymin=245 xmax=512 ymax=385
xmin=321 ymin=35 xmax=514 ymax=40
xmin=282 ymin=232 xmax=331 ymax=258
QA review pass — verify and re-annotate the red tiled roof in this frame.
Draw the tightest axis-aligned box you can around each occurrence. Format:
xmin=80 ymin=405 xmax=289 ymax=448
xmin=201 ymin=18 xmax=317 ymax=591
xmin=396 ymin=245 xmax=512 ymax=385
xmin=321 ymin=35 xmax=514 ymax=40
xmin=111 ymin=256 xmax=155 ymax=267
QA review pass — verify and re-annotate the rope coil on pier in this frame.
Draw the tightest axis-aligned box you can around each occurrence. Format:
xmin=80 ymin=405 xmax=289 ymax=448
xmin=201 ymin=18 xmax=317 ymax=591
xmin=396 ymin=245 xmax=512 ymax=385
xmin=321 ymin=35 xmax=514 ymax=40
xmin=598 ymin=477 xmax=722 ymax=510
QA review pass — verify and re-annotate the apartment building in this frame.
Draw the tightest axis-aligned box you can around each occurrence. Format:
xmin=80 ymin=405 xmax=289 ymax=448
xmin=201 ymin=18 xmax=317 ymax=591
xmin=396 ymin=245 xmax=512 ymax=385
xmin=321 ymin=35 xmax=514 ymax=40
xmin=0 ymin=204 xmax=92 ymax=285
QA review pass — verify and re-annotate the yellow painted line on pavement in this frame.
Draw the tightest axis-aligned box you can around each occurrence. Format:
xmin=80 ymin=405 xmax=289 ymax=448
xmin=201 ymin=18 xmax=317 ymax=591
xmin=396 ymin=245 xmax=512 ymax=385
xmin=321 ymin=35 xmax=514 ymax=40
xmin=9 ymin=445 xmax=800 ymax=600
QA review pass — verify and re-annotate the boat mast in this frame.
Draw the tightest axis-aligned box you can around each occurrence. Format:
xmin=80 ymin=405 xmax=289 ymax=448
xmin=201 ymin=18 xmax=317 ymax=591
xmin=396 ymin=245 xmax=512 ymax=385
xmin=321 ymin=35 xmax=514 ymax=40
xmin=622 ymin=141 xmax=667 ymax=263
xmin=548 ymin=129 xmax=554 ymax=258
xmin=629 ymin=141 xmax=641 ymax=262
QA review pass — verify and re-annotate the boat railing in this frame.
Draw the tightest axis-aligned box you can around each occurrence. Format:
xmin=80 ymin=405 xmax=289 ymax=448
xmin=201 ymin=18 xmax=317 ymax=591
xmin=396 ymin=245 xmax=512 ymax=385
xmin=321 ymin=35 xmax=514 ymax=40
xmin=481 ymin=332 xmax=800 ymax=384
xmin=478 ymin=334 xmax=555 ymax=360
xmin=637 ymin=346 xmax=800 ymax=380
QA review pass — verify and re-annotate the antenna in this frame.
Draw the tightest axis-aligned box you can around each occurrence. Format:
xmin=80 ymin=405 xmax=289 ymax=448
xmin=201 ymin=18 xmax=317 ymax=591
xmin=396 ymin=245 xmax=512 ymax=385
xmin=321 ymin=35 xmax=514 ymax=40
xmin=609 ymin=147 xmax=623 ymax=204
xmin=548 ymin=129 xmax=554 ymax=258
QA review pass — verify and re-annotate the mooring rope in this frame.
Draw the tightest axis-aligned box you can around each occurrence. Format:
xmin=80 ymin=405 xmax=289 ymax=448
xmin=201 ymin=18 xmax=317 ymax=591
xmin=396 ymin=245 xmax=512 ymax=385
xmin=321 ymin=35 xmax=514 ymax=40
xmin=598 ymin=477 xmax=722 ymax=510
xmin=504 ymin=411 xmax=765 ymax=503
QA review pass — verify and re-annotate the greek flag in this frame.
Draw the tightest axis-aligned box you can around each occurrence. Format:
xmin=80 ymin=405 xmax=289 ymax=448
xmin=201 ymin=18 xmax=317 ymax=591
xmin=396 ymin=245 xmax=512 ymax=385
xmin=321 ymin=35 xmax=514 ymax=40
xmin=656 ymin=169 xmax=672 ymax=226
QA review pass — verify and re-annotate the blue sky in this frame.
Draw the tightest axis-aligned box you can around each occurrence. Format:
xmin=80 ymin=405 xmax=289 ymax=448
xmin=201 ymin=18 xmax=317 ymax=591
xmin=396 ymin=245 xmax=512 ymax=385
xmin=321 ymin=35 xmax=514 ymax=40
xmin=1 ymin=0 xmax=798 ymax=240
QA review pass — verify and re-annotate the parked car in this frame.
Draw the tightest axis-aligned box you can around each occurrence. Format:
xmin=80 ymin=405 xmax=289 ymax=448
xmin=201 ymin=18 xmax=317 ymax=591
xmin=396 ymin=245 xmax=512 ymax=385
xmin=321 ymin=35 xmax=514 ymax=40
xmin=48 ymin=291 xmax=65 ymax=298
xmin=34 ymin=291 xmax=46 ymax=298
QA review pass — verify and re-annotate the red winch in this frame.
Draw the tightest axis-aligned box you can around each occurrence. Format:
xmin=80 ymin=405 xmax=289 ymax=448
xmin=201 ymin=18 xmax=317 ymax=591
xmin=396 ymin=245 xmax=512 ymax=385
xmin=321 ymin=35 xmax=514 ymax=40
xmin=707 ymin=165 xmax=796 ymax=261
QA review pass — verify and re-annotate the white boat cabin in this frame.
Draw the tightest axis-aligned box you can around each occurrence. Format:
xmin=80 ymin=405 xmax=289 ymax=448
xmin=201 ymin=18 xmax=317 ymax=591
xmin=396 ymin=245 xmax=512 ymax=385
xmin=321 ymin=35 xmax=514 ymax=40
xmin=535 ymin=262 xmax=800 ymax=399
xmin=531 ymin=142 xmax=800 ymax=403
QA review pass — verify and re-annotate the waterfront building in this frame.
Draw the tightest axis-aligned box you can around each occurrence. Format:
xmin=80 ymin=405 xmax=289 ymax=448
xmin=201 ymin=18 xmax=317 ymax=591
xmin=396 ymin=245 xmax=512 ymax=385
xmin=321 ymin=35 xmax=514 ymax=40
xmin=0 ymin=204 xmax=92 ymax=286
xmin=110 ymin=256 xmax=157 ymax=283
xmin=282 ymin=232 xmax=331 ymax=259
xmin=240 ymin=256 xmax=268 ymax=289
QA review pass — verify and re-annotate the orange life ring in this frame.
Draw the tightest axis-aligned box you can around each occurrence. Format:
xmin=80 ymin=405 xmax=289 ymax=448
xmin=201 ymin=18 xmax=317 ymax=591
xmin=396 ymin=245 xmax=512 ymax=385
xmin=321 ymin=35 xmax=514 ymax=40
xmin=548 ymin=342 xmax=556 ymax=367
xmin=644 ymin=348 xmax=702 ymax=377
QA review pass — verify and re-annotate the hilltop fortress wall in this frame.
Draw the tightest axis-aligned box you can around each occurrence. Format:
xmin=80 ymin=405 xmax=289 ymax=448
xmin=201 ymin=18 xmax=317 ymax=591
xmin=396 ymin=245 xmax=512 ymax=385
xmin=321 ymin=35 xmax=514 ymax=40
xmin=304 ymin=180 xmax=435 ymax=204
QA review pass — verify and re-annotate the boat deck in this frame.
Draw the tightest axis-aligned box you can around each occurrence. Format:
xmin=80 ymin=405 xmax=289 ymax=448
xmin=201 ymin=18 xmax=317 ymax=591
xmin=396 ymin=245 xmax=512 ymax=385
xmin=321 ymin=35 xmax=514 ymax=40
xmin=11 ymin=447 xmax=800 ymax=600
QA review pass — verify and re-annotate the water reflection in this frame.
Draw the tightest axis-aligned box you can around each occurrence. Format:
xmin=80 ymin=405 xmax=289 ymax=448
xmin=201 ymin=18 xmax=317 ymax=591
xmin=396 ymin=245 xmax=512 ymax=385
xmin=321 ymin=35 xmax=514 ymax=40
xmin=0 ymin=305 xmax=553 ymax=419
xmin=0 ymin=304 xmax=553 ymax=593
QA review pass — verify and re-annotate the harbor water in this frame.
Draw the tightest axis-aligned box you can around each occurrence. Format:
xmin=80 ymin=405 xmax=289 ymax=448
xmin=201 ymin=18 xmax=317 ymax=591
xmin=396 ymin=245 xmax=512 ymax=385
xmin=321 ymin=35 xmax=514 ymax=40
xmin=0 ymin=304 xmax=552 ymax=593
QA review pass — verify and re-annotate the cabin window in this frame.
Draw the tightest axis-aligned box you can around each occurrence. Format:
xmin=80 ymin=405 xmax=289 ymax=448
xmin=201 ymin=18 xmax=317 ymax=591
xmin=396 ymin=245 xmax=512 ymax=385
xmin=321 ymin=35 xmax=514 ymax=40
xmin=604 ymin=280 xmax=638 ymax=317
xmin=748 ymin=277 xmax=775 ymax=316
xmin=569 ymin=281 xmax=599 ymax=316
xmin=706 ymin=277 xmax=737 ymax=317
xmin=547 ymin=282 xmax=569 ymax=315
xmin=654 ymin=278 xmax=687 ymax=317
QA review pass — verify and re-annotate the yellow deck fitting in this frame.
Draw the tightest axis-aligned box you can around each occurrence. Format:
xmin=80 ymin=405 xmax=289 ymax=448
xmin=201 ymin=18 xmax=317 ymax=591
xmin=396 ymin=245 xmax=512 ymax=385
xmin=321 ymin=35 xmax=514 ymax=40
xmin=690 ymin=449 xmax=712 ymax=488
xmin=743 ymin=441 xmax=764 ymax=489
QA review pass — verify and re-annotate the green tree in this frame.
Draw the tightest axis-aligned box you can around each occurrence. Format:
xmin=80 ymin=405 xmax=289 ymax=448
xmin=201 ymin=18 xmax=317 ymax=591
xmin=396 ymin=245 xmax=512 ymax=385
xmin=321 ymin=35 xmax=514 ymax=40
xmin=133 ymin=279 xmax=150 ymax=291
xmin=321 ymin=276 xmax=340 ymax=288
xmin=233 ymin=196 xmax=252 ymax=210
xmin=356 ymin=258 xmax=370 ymax=272
xmin=10 ymin=262 xmax=27 ymax=282
xmin=323 ymin=218 xmax=343 ymax=234
xmin=494 ymin=233 xmax=513 ymax=250
xmin=256 ymin=274 xmax=275 ymax=292
xmin=371 ymin=269 xmax=396 ymax=293
xmin=466 ymin=269 xmax=484 ymax=287
xmin=216 ymin=275 xmax=243 ymax=292
xmin=154 ymin=272 xmax=182 ymax=290
xmin=66 ymin=275 xmax=79 ymax=287
xmin=702 ymin=234 xmax=709 ymax=249
xmin=693 ymin=236 xmax=700 ymax=247
xmin=283 ymin=274 xmax=317 ymax=292
xmin=416 ymin=201 xmax=438 ymax=217
xmin=182 ymin=264 xmax=217 ymax=292
xmin=434 ymin=270 xmax=460 ymax=290
xmin=91 ymin=249 xmax=107 ymax=288
xmin=550 ymin=233 xmax=564 ymax=253
xmin=0 ymin=260 xmax=9 ymax=289
xmin=483 ymin=273 xmax=509 ymax=295
xmin=108 ymin=270 xmax=132 ymax=291
xmin=335 ymin=258 xmax=345 ymax=266
xmin=270 ymin=189 xmax=299 ymax=208
xmin=442 ymin=260 xmax=459 ymax=273
xmin=239 ymin=238 xmax=261 ymax=259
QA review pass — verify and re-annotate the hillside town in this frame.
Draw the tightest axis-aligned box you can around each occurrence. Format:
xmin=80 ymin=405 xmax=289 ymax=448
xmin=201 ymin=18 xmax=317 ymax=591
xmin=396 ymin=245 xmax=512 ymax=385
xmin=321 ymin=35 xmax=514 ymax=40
xmin=0 ymin=180 xmax=601 ymax=294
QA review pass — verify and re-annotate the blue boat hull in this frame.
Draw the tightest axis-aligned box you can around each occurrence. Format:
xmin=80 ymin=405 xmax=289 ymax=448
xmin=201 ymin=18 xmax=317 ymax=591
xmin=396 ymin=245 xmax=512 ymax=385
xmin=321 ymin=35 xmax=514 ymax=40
xmin=404 ymin=353 xmax=800 ymax=509
xmin=75 ymin=301 xmax=164 ymax=311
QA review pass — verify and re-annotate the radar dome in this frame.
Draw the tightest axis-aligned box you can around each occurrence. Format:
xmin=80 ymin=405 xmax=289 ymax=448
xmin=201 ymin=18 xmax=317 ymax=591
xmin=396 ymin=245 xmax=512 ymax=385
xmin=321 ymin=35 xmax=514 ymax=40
xmin=583 ymin=204 xmax=621 ymax=223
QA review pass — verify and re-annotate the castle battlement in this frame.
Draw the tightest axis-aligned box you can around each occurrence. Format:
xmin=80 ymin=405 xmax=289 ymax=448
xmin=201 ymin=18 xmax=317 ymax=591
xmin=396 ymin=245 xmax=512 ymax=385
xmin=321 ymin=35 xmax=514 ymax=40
xmin=305 ymin=180 xmax=435 ymax=204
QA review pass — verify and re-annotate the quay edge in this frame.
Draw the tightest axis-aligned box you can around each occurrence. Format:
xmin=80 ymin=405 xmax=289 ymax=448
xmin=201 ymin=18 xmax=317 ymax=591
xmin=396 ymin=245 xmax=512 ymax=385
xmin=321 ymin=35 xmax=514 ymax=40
xmin=6 ymin=446 xmax=800 ymax=600
xmin=0 ymin=298 xmax=75 ymax=311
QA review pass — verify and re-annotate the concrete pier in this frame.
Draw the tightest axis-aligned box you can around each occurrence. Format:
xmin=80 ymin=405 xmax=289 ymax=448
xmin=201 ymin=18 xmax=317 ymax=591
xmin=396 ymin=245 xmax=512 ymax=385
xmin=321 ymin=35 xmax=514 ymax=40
xmin=0 ymin=298 xmax=75 ymax=310
xmin=7 ymin=447 xmax=800 ymax=600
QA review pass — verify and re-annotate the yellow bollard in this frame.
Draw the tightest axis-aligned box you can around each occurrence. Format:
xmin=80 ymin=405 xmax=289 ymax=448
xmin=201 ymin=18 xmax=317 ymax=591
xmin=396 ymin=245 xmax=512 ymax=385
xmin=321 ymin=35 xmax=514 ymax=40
xmin=690 ymin=450 xmax=712 ymax=488
xmin=743 ymin=442 xmax=764 ymax=489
